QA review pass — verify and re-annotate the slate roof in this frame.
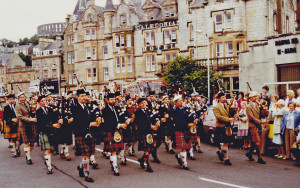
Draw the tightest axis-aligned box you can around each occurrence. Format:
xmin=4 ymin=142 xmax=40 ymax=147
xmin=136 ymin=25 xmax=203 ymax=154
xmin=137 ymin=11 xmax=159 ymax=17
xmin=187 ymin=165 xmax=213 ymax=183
xmin=0 ymin=54 xmax=13 ymax=66
xmin=104 ymin=0 xmax=116 ymax=12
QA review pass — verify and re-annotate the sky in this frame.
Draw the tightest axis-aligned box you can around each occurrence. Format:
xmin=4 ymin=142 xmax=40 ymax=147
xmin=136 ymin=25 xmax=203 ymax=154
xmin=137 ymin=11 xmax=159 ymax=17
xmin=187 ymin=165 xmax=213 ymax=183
xmin=0 ymin=0 xmax=119 ymax=42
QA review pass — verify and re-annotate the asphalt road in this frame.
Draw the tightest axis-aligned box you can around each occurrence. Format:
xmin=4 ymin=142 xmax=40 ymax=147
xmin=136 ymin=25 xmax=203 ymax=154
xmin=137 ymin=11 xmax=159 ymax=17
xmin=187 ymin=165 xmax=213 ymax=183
xmin=1 ymin=136 xmax=300 ymax=188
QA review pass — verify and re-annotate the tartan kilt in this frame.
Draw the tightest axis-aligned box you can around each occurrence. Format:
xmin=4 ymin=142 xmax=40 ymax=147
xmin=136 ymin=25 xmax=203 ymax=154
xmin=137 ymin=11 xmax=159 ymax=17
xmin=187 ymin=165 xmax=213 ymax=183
xmin=190 ymin=133 xmax=198 ymax=143
xmin=19 ymin=123 xmax=37 ymax=144
xmin=40 ymin=133 xmax=56 ymax=151
xmin=103 ymin=130 xmax=124 ymax=153
xmin=214 ymin=127 xmax=233 ymax=146
xmin=248 ymin=127 xmax=260 ymax=143
xmin=4 ymin=123 xmax=20 ymax=140
xmin=123 ymin=125 xmax=136 ymax=143
xmin=174 ymin=131 xmax=193 ymax=150
xmin=138 ymin=134 xmax=154 ymax=152
xmin=75 ymin=136 xmax=95 ymax=157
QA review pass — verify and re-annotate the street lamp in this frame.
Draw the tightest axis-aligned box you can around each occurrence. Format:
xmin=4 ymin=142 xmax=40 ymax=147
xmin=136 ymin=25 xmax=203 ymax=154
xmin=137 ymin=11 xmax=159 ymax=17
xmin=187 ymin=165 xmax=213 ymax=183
xmin=196 ymin=29 xmax=210 ymax=105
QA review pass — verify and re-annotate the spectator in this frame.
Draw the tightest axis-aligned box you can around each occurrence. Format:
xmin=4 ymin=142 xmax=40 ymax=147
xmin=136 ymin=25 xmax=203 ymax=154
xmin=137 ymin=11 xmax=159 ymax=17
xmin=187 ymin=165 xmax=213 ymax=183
xmin=262 ymin=85 xmax=272 ymax=109
xmin=281 ymin=102 xmax=300 ymax=160
xmin=238 ymin=101 xmax=249 ymax=150
xmin=237 ymin=92 xmax=247 ymax=111
xmin=272 ymin=99 xmax=286 ymax=159
xmin=285 ymin=90 xmax=296 ymax=107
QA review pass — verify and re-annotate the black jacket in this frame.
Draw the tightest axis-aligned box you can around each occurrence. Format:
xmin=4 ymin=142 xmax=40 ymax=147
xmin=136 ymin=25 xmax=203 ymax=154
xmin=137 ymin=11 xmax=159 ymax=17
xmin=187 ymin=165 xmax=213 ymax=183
xmin=71 ymin=103 xmax=91 ymax=137
xmin=36 ymin=107 xmax=56 ymax=134
xmin=134 ymin=108 xmax=152 ymax=136
xmin=101 ymin=105 xmax=121 ymax=133
xmin=3 ymin=104 xmax=17 ymax=125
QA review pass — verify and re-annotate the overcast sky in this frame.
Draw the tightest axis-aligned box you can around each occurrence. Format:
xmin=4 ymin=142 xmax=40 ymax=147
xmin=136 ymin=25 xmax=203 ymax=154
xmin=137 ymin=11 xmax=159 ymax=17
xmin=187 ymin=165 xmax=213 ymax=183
xmin=0 ymin=0 xmax=119 ymax=42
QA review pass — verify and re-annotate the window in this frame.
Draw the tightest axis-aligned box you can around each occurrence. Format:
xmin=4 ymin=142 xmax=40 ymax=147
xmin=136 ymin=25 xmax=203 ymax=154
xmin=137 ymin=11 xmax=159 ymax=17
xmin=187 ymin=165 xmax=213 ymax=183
xmin=92 ymin=29 xmax=96 ymax=39
xmin=190 ymin=24 xmax=194 ymax=40
xmin=71 ymin=35 xmax=74 ymax=44
xmin=116 ymin=57 xmax=120 ymax=73
xmin=190 ymin=49 xmax=195 ymax=60
xmin=87 ymin=68 xmax=92 ymax=83
xmin=170 ymin=7 xmax=175 ymax=17
xmin=121 ymin=56 xmax=125 ymax=73
xmin=224 ymin=13 xmax=232 ymax=29
xmin=145 ymin=32 xmax=155 ymax=46
xmin=120 ymin=34 xmax=125 ymax=47
xmin=44 ymin=71 xmax=48 ymax=79
xmin=72 ymin=52 xmax=75 ymax=63
xmin=164 ymin=30 xmax=170 ymax=44
xmin=215 ymin=14 xmax=222 ymax=32
xmin=216 ymin=43 xmax=223 ymax=57
xmin=120 ymin=15 xmax=126 ymax=25
xmin=35 ymin=61 xmax=40 ymax=67
xmin=115 ymin=35 xmax=120 ymax=48
xmin=225 ymin=42 xmax=233 ymax=57
xmin=146 ymin=54 xmax=155 ymax=71
xmin=126 ymin=34 xmax=132 ymax=47
xmin=165 ymin=52 xmax=177 ymax=63
xmin=36 ymin=72 xmax=40 ymax=80
xmin=52 ymin=59 xmax=56 ymax=67
xmin=103 ymin=46 xmax=108 ymax=59
xmin=273 ymin=13 xmax=277 ymax=31
xmin=53 ymin=70 xmax=57 ymax=78
xmin=67 ymin=52 xmax=71 ymax=64
xmin=68 ymin=71 xmax=76 ymax=84
xmin=104 ymin=67 xmax=109 ymax=81
xmin=86 ymin=47 xmax=91 ymax=59
xmin=75 ymin=50 xmax=77 ymax=62
xmin=286 ymin=16 xmax=289 ymax=33
xmin=237 ymin=42 xmax=243 ymax=53
xmin=89 ymin=15 xmax=93 ymax=22
xmin=127 ymin=56 xmax=132 ymax=73
xmin=165 ymin=8 xmax=170 ymax=17
xmin=92 ymin=47 xmax=96 ymax=60
xmin=92 ymin=68 xmax=97 ymax=82
xmin=171 ymin=30 xmax=177 ymax=43
xmin=19 ymin=75 xmax=22 ymax=82
xmin=67 ymin=35 xmax=71 ymax=45
xmin=85 ymin=29 xmax=90 ymax=40
xmin=148 ymin=11 xmax=154 ymax=20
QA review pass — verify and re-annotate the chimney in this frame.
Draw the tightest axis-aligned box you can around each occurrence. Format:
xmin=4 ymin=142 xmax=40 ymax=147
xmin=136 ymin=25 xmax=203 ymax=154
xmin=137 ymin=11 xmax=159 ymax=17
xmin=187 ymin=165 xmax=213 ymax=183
xmin=56 ymin=36 xmax=62 ymax=49
xmin=65 ymin=14 xmax=71 ymax=24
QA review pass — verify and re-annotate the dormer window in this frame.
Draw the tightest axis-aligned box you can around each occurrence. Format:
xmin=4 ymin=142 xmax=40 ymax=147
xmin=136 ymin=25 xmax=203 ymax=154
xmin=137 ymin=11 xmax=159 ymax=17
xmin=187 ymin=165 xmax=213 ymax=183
xmin=148 ymin=11 xmax=155 ymax=20
xmin=165 ymin=8 xmax=169 ymax=18
xmin=164 ymin=6 xmax=176 ymax=18
xmin=88 ymin=15 xmax=93 ymax=22
xmin=120 ymin=15 xmax=126 ymax=25
xmin=170 ymin=7 xmax=175 ymax=17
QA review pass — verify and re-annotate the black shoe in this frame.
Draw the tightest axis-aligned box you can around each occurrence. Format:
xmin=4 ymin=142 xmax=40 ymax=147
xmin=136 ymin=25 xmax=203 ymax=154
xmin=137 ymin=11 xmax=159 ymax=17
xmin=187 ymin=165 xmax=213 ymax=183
xmin=245 ymin=152 xmax=254 ymax=161
xmin=257 ymin=158 xmax=266 ymax=164
xmin=90 ymin=161 xmax=98 ymax=169
xmin=8 ymin=145 xmax=13 ymax=148
xmin=217 ymin=151 xmax=224 ymax=162
xmin=26 ymin=157 xmax=33 ymax=165
xmin=132 ymin=147 xmax=135 ymax=154
xmin=12 ymin=154 xmax=17 ymax=158
xmin=175 ymin=154 xmax=183 ymax=166
xmin=113 ymin=167 xmax=120 ymax=176
xmin=77 ymin=166 xmax=84 ymax=177
xmin=17 ymin=150 xmax=20 ymax=157
xmin=146 ymin=165 xmax=153 ymax=173
xmin=138 ymin=158 xmax=145 ymax=169
xmin=47 ymin=168 xmax=53 ymax=175
xmin=121 ymin=158 xmax=127 ymax=166
xmin=197 ymin=150 xmax=203 ymax=154
xmin=85 ymin=177 xmax=94 ymax=183
xmin=224 ymin=159 xmax=232 ymax=165
xmin=193 ymin=145 xmax=197 ymax=151
xmin=106 ymin=155 xmax=110 ymax=160
xmin=153 ymin=158 xmax=161 ymax=163
xmin=169 ymin=149 xmax=175 ymax=154
xmin=183 ymin=165 xmax=189 ymax=170
xmin=189 ymin=156 xmax=196 ymax=160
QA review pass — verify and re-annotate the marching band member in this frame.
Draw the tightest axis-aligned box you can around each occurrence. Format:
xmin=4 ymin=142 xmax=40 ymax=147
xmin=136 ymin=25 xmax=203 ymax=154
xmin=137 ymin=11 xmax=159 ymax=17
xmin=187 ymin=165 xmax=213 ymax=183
xmin=135 ymin=98 xmax=159 ymax=172
xmin=72 ymin=89 xmax=96 ymax=182
xmin=213 ymin=92 xmax=235 ymax=165
xmin=3 ymin=94 xmax=20 ymax=158
xmin=102 ymin=93 xmax=129 ymax=176
xmin=36 ymin=95 xmax=61 ymax=174
xmin=15 ymin=92 xmax=37 ymax=165
xmin=172 ymin=95 xmax=198 ymax=170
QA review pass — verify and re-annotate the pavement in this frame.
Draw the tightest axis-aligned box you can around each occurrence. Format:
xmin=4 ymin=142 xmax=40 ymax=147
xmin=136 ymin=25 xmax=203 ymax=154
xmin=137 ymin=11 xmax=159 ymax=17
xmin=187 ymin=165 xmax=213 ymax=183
xmin=1 ymin=136 xmax=300 ymax=188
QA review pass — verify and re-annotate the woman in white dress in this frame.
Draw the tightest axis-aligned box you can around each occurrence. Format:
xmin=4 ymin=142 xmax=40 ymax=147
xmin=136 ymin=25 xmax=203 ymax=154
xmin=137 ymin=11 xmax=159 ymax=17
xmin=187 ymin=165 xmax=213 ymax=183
xmin=272 ymin=99 xmax=286 ymax=159
xmin=238 ymin=101 xmax=249 ymax=149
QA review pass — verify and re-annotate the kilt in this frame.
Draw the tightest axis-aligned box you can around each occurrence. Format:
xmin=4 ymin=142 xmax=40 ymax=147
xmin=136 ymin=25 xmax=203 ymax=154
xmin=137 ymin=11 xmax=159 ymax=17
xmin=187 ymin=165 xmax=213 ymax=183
xmin=123 ymin=124 xmax=136 ymax=143
xmin=4 ymin=123 xmax=20 ymax=140
xmin=214 ymin=127 xmax=233 ymax=146
xmin=19 ymin=123 xmax=37 ymax=144
xmin=248 ymin=127 xmax=260 ymax=143
xmin=40 ymin=133 xmax=56 ymax=151
xmin=103 ymin=131 xmax=124 ymax=153
xmin=174 ymin=131 xmax=193 ymax=150
xmin=138 ymin=134 xmax=154 ymax=152
xmin=75 ymin=136 xmax=95 ymax=157
xmin=190 ymin=133 xmax=198 ymax=143
xmin=237 ymin=129 xmax=248 ymax=137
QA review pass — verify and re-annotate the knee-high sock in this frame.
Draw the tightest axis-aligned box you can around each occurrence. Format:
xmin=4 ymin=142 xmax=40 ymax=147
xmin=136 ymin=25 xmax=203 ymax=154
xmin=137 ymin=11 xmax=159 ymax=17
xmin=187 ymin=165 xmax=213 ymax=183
xmin=16 ymin=141 xmax=20 ymax=151
xmin=222 ymin=147 xmax=229 ymax=160
xmin=90 ymin=155 xmax=96 ymax=162
xmin=181 ymin=152 xmax=187 ymax=166
xmin=24 ymin=147 xmax=31 ymax=160
xmin=120 ymin=150 xmax=125 ymax=161
xmin=12 ymin=142 xmax=16 ymax=154
xmin=144 ymin=154 xmax=149 ymax=165
xmin=82 ymin=159 xmax=90 ymax=177
xmin=64 ymin=146 xmax=70 ymax=156
xmin=110 ymin=155 xmax=117 ymax=167
xmin=45 ymin=155 xmax=52 ymax=169
xmin=189 ymin=148 xmax=194 ymax=157
xmin=60 ymin=145 xmax=65 ymax=154
xmin=129 ymin=145 xmax=133 ymax=154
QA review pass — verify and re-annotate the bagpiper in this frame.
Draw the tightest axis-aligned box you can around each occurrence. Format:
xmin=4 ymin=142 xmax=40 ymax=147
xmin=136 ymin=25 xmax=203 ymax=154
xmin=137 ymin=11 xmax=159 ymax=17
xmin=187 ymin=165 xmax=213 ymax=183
xmin=15 ymin=92 xmax=38 ymax=165
xmin=36 ymin=95 xmax=61 ymax=174
xmin=72 ymin=89 xmax=97 ymax=183
xmin=134 ymin=98 xmax=160 ymax=173
xmin=3 ymin=94 xmax=21 ymax=158
xmin=101 ymin=93 xmax=129 ymax=176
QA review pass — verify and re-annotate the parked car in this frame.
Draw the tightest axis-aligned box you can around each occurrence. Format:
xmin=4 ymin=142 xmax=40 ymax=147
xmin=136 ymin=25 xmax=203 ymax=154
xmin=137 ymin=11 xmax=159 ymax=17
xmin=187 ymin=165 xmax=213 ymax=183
xmin=200 ymin=107 xmax=240 ymax=145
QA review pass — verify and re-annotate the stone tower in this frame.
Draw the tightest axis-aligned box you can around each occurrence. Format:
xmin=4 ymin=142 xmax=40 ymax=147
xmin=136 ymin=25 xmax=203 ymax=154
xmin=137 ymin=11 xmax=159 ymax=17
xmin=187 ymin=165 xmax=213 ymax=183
xmin=104 ymin=0 xmax=116 ymax=39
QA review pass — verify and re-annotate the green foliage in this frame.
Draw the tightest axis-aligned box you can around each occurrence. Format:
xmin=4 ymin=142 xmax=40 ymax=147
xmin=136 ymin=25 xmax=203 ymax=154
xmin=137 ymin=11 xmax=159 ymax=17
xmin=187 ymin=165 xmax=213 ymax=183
xmin=163 ymin=55 xmax=221 ymax=97
xmin=1 ymin=34 xmax=63 ymax=47
xmin=0 ymin=38 xmax=17 ymax=48
xmin=18 ymin=53 xmax=32 ymax=66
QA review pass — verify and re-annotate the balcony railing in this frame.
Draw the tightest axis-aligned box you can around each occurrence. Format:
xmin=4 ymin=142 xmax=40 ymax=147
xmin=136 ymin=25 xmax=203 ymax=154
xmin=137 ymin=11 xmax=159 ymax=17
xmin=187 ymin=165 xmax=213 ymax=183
xmin=195 ymin=56 xmax=239 ymax=70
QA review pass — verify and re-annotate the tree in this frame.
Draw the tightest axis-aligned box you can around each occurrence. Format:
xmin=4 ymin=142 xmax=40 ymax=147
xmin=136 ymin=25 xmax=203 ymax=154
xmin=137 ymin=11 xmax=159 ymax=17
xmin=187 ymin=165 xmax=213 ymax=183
xmin=18 ymin=53 xmax=32 ymax=66
xmin=163 ymin=56 xmax=221 ymax=98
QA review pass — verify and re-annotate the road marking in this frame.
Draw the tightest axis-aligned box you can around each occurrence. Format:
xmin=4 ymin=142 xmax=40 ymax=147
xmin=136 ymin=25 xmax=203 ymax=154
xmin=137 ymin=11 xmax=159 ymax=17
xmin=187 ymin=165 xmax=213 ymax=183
xmin=198 ymin=177 xmax=249 ymax=188
xmin=96 ymin=148 xmax=140 ymax=164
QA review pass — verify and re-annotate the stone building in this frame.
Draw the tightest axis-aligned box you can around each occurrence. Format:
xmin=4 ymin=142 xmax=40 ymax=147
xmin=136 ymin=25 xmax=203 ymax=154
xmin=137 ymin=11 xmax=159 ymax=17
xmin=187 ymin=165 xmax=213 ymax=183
xmin=63 ymin=0 xmax=297 ymax=95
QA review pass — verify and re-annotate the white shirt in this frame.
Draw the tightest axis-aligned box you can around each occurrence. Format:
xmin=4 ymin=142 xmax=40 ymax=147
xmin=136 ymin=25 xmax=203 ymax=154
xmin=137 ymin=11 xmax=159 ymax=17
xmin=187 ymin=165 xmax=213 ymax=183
xmin=286 ymin=111 xmax=295 ymax=129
